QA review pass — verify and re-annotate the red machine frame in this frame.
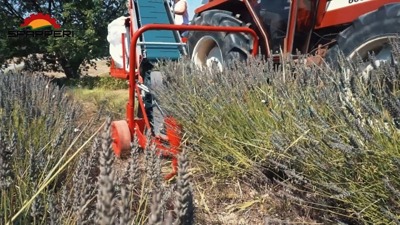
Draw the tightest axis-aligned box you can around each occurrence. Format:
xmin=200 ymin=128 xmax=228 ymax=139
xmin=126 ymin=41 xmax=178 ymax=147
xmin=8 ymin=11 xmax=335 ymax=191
xmin=110 ymin=23 xmax=259 ymax=180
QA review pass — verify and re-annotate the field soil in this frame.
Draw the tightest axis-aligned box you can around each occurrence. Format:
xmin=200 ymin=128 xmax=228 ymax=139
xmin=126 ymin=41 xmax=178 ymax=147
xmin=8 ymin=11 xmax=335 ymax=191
xmin=45 ymin=59 xmax=111 ymax=78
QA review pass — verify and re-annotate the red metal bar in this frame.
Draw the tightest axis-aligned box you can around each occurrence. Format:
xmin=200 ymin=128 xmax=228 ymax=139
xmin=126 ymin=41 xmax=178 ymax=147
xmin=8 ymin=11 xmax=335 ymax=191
xmin=109 ymin=33 xmax=128 ymax=79
xmin=127 ymin=23 xmax=259 ymax=132
xmin=195 ymin=0 xmax=230 ymax=14
xmin=243 ymin=0 xmax=271 ymax=57
xmin=135 ymin=85 xmax=151 ymax=130
xmin=284 ymin=0 xmax=298 ymax=54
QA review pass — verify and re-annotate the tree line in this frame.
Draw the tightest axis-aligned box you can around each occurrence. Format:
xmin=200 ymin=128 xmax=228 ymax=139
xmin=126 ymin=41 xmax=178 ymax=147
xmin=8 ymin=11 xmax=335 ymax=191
xmin=0 ymin=0 xmax=127 ymax=78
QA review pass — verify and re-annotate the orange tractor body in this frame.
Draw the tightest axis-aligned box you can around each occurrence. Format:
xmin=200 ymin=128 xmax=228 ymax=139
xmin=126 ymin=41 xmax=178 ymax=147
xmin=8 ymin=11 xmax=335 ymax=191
xmin=188 ymin=0 xmax=400 ymax=67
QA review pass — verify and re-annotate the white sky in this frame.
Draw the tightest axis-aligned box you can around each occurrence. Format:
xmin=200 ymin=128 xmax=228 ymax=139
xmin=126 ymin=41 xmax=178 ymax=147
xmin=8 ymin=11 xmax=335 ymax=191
xmin=187 ymin=0 xmax=203 ymax=19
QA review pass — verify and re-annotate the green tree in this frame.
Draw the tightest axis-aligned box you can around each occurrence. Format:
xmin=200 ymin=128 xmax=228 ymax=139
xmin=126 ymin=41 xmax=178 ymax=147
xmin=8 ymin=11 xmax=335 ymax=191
xmin=0 ymin=0 xmax=127 ymax=78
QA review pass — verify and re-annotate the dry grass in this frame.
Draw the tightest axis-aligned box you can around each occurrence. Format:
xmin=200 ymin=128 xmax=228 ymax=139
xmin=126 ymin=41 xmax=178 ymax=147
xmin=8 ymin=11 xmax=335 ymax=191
xmin=71 ymin=88 xmax=129 ymax=119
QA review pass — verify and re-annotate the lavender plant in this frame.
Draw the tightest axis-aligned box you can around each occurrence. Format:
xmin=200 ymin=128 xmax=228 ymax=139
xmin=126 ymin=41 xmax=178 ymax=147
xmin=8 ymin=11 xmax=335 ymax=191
xmin=0 ymin=72 xmax=197 ymax=225
xmin=0 ymin=73 xmax=83 ymax=225
xmin=155 ymin=44 xmax=400 ymax=224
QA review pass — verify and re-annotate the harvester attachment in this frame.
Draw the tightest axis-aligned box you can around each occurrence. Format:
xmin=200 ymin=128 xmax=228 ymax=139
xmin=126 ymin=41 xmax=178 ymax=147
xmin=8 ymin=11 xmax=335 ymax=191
xmin=107 ymin=0 xmax=259 ymax=180
xmin=107 ymin=0 xmax=185 ymax=180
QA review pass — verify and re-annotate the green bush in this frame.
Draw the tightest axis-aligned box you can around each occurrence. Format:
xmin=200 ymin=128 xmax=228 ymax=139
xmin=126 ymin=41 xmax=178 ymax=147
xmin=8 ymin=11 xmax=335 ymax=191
xmin=55 ymin=75 xmax=129 ymax=90
xmin=156 ymin=53 xmax=400 ymax=224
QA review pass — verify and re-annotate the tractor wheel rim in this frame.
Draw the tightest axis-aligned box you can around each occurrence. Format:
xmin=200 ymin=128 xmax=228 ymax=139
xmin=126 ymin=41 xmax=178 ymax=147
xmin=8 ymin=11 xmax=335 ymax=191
xmin=192 ymin=36 xmax=223 ymax=72
xmin=348 ymin=36 xmax=398 ymax=80
xmin=206 ymin=46 xmax=223 ymax=72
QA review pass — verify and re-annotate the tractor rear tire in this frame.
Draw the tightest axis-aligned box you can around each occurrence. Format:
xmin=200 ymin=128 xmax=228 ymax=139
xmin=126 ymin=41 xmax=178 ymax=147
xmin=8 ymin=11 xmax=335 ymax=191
xmin=325 ymin=3 xmax=400 ymax=76
xmin=148 ymin=70 xmax=165 ymax=137
xmin=187 ymin=10 xmax=254 ymax=71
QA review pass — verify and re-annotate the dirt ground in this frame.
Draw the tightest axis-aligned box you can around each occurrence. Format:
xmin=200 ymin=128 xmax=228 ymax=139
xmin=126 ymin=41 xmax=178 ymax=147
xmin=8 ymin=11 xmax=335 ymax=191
xmin=43 ymin=58 xmax=111 ymax=78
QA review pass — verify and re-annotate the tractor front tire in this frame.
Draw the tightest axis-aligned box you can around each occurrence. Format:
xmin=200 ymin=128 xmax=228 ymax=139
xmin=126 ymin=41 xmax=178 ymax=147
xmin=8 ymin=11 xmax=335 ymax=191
xmin=187 ymin=10 xmax=254 ymax=71
xmin=326 ymin=3 xmax=400 ymax=77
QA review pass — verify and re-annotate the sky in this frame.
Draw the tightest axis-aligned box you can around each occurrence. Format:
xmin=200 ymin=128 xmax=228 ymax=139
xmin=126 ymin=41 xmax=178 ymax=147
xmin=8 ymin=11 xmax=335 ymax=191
xmin=186 ymin=0 xmax=203 ymax=19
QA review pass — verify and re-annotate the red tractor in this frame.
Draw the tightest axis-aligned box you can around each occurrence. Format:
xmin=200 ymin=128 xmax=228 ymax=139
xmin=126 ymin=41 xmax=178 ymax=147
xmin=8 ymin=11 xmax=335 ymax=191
xmin=109 ymin=0 xmax=400 ymax=180
xmin=188 ymin=0 xmax=400 ymax=73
